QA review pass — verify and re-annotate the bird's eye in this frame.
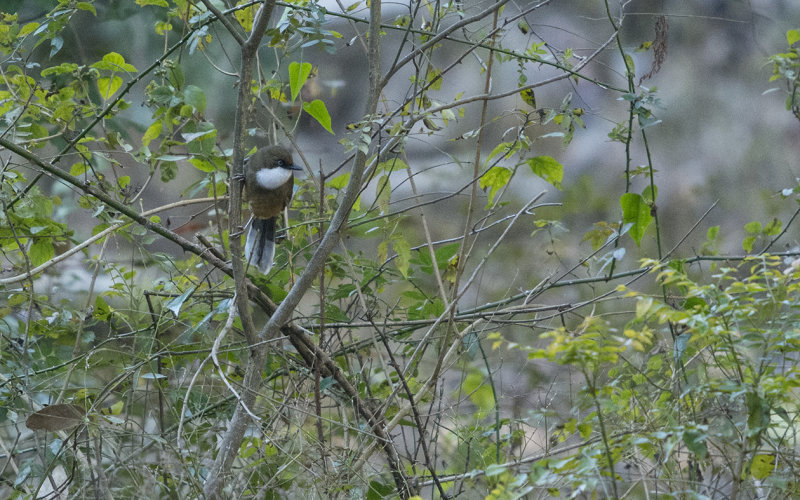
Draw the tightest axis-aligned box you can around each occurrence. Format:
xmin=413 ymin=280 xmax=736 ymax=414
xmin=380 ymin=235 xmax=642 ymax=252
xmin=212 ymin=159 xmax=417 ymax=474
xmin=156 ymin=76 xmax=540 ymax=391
xmin=275 ymin=159 xmax=285 ymax=168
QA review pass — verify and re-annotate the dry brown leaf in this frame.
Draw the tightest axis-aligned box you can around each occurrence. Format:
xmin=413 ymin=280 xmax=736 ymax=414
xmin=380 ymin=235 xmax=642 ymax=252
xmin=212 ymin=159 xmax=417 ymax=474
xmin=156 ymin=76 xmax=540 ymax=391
xmin=26 ymin=404 xmax=86 ymax=432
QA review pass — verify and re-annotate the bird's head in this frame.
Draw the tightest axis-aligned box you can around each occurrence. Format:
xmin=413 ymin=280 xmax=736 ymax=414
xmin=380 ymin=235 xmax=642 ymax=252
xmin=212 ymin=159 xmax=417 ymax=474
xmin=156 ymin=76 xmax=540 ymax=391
xmin=247 ymin=145 xmax=302 ymax=190
xmin=261 ymin=145 xmax=301 ymax=172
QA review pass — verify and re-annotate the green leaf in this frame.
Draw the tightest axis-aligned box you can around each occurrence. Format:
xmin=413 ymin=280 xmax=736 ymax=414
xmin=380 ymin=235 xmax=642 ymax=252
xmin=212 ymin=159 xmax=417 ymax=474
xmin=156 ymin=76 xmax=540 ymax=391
xmin=302 ymin=99 xmax=334 ymax=134
xmin=461 ymin=370 xmax=495 ymax=417
xmin=479 ymin=166 xmax=511 ymax=207
xmin=682 ymin=429 xmax=707 ymax=460
xmin=19 ymin=22 xmax=39 ymax=37
xmin=94 ymin=296 xmax=112 ymax=321
xmin=189 ymin=158 xmax=216 ymax=172
xmin=29 ymin=238 xmax=54 ymax=267
xmin=50 ymin=37 xmax=63 ymax=57
xmin=167 ymin=64 xmax=184 ymax=90
xmin=704 ymin=226 xmax=719 ymax=245
xmin=366 ymin=480 xmax=394 ymax=500
xmin=165 ymin=286 xmax=196 ymax=317
xmin=486 ymin=141 xmax=517 ymax=162
xmin=744 ymin=220 xmax=762 ymax=234
xmin=41 ymin=62 xmax=79 ymax=77
xmin=764 ymin=217 xmax=781 ymax=236
xmin=97 ymin=76 xmax=123 ymax=100
xmin=118 ymin=176 xmax=130 ymax=189
xmin=642 ymin=185 xmax=657 ymax=204
xmin=160 ymin=162 xmax=177 ymax=182
xmin=70 ymin=162 xmax=88 ymax=176
xmin=149 ymin=84 xmax=174 ymax=104
xmin=76 ymin=2 xmax=96 ymax=15
xmin=155 ymin=155 xmax=189 ymax=162
xmin=288 ymin=61 xmax=313 ymax=103
xmin=746 ymin=392 xmax=769 ymax=434
xmin=742 ymin=235 xmax=757 ymax=253
xmin=485 ymin=463 xmax=507 ymax=477
xmin=624 ymin=53 xmax=635 ymax=75
xmin=327 ymin=172 xmax=350 ymax=190
xmin=137 ymin=0 xmax=169 ymax=6
xmin=376 ymin=157 xmax=409 ymax=173
xmin=620 ymin=192 xmax=653 ymax=246
xmin=182 ymin=129 xmax=215 ymax=143
xmin=787 ymin=29 xmax=800 ymax=46
xmin=183 ymin=85 xmax=206 ymax=113
xmin=525 ymin=155 xmax=563 ymax=189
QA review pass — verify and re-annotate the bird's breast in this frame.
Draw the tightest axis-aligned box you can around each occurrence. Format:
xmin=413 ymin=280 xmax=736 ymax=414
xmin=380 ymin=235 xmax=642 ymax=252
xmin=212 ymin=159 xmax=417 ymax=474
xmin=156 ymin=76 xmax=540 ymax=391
xmin=245 ymin=173 xmax=294 ymax=219
xmin=255 ymin=167 xmax=293 ymax=189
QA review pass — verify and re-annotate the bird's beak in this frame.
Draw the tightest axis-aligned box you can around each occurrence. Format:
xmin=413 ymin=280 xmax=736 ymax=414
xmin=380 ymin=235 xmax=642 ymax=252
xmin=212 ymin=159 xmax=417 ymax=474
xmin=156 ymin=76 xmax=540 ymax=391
xmin=288 ymin=164 xmax=303 ymax=171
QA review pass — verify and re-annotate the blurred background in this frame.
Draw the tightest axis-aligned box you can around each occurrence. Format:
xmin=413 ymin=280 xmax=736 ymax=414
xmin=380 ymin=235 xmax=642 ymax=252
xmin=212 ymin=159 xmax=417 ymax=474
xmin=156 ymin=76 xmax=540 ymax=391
xmin=12 ymin=0 xmax=798 ymax=271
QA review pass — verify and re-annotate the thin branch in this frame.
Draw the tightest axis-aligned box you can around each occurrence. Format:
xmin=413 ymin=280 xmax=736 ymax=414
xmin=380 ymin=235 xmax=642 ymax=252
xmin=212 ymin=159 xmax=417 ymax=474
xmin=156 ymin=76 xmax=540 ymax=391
xmin=381 ymin=0 xmax=514 ymax=86
xmin=202 ymin=0 xmax=277 ymax=496
xmin=199 ymin=0 xmax=246 ymax=45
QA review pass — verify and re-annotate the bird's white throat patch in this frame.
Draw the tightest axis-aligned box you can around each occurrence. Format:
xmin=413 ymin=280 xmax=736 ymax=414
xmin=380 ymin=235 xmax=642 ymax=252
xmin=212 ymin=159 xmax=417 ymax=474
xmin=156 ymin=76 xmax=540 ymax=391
xmin=255 ymin=167 xmax=292 ymax=189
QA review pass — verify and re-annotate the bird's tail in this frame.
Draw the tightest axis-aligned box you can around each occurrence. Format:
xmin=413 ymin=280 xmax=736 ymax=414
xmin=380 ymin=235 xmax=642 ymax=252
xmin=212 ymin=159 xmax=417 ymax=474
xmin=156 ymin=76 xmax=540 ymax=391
xmin=245 ymin=217 xmax=276 ymax=274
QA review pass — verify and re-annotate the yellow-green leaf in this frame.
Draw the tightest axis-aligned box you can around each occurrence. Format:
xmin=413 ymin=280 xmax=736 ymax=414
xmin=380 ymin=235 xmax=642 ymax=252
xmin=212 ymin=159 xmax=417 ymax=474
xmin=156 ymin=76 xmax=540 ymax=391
xmin=70 ymin=162 xmax=88 ymax=176
xmin=302 ymin=99 xmax=334 ymax=134
xmin=751 ymin=454 xmax=775 ymax=480
xmin=288 ymin=61 xmax=313 ymax=103
xmin=19 ymin=22 xmax=39 ymax=37
xmin=487 ymin=141 xmax=517 ymax=162
xmin=377 ymin=239 xmax=389 ymax=264
xmin=94 ymin=295 xmax=112 ymax=320
xmin=91 ymin=52 xmax=137 ymax=73
xmin=142 ymin=120 xmax=162 ymax=146
xmin=234 ymin=0 xmax=256 ymax=31
xmin=97 ymin=75 xmax=123 ymax=100
xmin=327 ymin=172 xmax=350 ymax=190
xmin=393 ymin=236 xmax=411 ymax=278
xmin=29 ymin=238 xmax=54 ymax=267
xmin=76 ymin=2 xmax=96 ymax=15
xmin=520 ymin=88 xmax=536 ymax=107
xmin=426 ymin=66 xmax=442 ymax=91
xmin=108 ymin=400 xmax=124 ymax=415
xmin=376 ymin=157 xmax=409 ymax=173
xmin=189 ymin=157 xmax=216 ymax=172
xmin=479 ymin=166 xmax=511 ymax=207
xmin=376 ymin=174 xmax=391 ymax=215
xmin=787 ymin=29 xmax=800 ymax=46
xmin=620 ymin=192 xmax=653 ymax=246
xmin=525 ymin=155 xmax=563 ymax=189
xmin=461 ymin=371 xmax=495 ymax=417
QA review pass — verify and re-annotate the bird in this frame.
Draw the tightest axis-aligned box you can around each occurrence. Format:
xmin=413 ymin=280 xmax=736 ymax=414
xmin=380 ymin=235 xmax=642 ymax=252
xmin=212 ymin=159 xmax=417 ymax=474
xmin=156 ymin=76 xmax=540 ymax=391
xmin=242 ymin=145 xmax=301 ymax=274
